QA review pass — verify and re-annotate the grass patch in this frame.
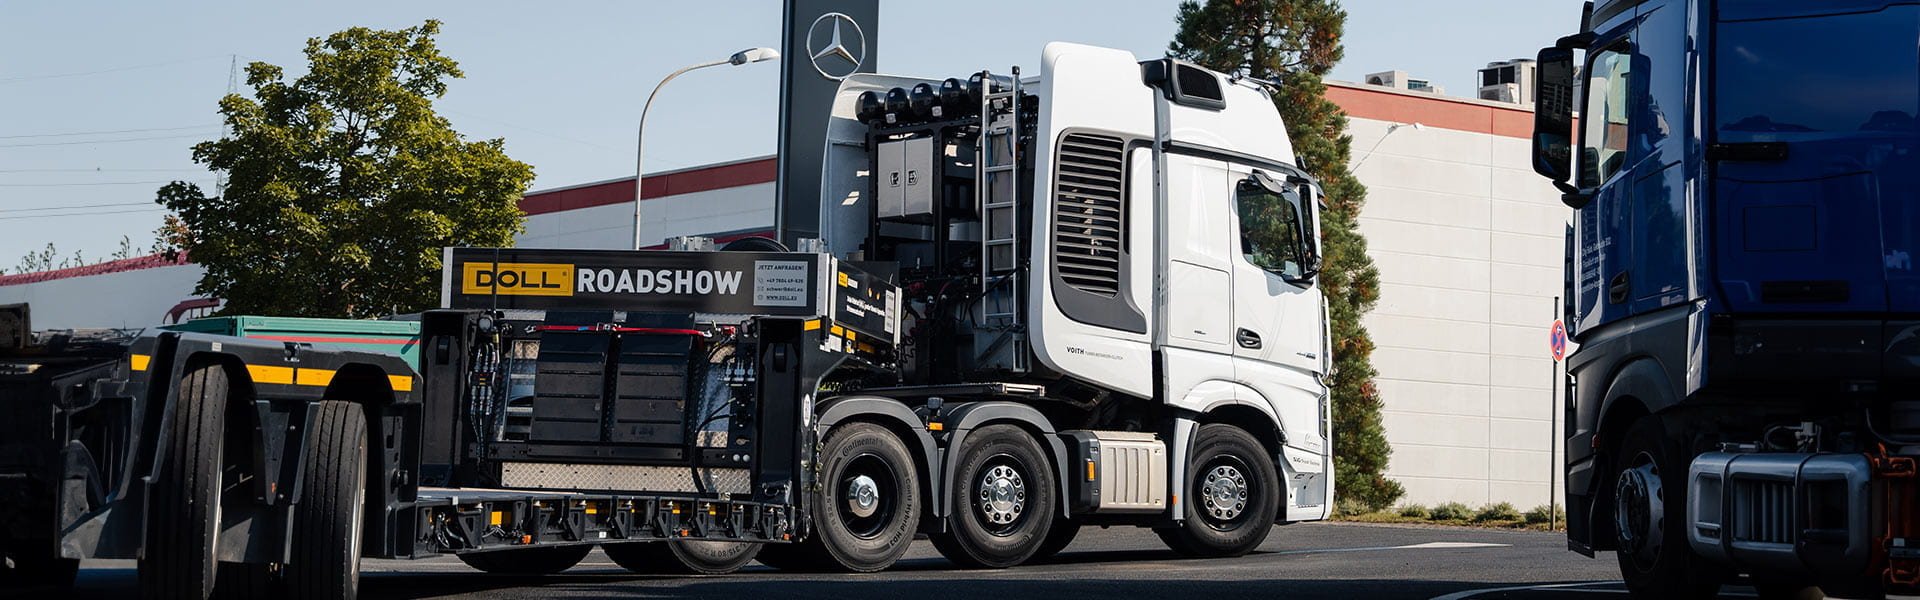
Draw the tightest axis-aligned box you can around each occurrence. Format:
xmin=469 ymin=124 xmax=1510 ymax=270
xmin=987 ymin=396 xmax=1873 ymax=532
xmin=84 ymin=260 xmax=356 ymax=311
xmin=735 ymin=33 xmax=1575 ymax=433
xmin=1333 ymin=500 xmax=1562 ymax=532
xmin=1523 ymin=504 xmax=1557 ymax=525
xmin=1428 ymin=502 xmax=1471 ymax=521
xmin=1473 ymin=502 xmax=1520 ymax=523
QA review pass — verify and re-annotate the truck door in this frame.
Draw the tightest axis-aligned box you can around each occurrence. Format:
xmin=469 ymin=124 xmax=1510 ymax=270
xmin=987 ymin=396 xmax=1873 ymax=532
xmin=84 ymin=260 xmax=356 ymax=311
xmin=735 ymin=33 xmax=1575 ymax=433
xmin=1225 ymin=166 xmax=1327 ymax=460
xmin=1159 ymin=153 xmax=1237 ymax=394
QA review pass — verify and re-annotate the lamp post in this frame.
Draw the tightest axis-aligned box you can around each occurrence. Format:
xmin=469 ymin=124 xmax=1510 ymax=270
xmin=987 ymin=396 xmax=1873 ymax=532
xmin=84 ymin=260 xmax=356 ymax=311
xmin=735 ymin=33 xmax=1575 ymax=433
xmin=633 ymin=47 xmax=780 ymax=250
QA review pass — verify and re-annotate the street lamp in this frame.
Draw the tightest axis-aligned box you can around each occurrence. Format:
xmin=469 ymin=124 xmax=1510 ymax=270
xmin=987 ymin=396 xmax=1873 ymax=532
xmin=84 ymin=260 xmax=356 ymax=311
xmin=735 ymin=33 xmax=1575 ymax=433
xmin=632 ymin=47 xmax=780 ymax=250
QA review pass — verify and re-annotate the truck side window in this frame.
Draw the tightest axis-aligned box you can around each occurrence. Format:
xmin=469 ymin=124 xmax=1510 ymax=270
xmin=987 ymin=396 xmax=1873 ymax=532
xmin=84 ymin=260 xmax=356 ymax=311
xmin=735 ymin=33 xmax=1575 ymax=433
xmin=1579 ymin=46 xmax=1632 ymax=188
xmin=1235 ymin=178 xmax=1304 ymax=280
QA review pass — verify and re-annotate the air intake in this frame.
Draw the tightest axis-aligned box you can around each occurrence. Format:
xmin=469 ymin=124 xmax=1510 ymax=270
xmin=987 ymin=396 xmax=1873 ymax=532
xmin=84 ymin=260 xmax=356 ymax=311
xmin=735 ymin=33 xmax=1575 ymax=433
xmin=1053 ymin=133 xmax=1127 ymax=297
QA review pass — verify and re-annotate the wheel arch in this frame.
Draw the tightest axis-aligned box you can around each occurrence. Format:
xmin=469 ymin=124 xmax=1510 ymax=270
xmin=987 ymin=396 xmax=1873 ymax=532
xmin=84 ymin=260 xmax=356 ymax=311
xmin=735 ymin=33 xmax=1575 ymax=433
xmin=316 ymin=361 xmax=415 ymax=558
xmin=814 ymin=396 xmax=942 ymax=530
xmin=1585 ymin=357 xmax=1674 ymax=552
xmin=936 ymin=401 xmax=1075 ymax=520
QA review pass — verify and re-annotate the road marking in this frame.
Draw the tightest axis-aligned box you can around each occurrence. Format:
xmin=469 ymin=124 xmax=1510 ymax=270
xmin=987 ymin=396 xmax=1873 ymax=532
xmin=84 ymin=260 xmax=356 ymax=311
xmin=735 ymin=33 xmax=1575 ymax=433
xmin=1429 ymin=581 xmax=1621 ymax=600
xmin=1272 ymin=541 xmax=1510 ymax=555
xmin=1429 ymin=581 xmax=1766 ymax=600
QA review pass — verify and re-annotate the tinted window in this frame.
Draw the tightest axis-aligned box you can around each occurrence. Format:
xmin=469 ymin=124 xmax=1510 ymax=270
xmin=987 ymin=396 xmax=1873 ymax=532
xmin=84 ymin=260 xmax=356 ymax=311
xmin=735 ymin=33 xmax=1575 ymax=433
xmin=1580 ymin=47 xmax=1633 ymax=188
xmin=1236 ymin=179 xmax=1304 ymax=279
xmin=1716 ymin=9 xmax=1920 ymax=137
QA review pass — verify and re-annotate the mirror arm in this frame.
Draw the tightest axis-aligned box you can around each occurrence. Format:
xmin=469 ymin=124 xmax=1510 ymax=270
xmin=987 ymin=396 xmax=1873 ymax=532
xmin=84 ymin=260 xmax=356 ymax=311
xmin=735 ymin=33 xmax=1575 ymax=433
xmin=1554 ymin=180 xmax=1592 ymax=209
xmin=1555 ymin=32 xmax=1595 ymax=51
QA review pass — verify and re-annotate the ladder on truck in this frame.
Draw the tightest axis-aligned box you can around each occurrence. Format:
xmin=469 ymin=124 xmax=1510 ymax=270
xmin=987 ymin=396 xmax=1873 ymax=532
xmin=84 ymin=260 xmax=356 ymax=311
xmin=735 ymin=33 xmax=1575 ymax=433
xmin=974 ymin=67 xmax=1027 ymax=371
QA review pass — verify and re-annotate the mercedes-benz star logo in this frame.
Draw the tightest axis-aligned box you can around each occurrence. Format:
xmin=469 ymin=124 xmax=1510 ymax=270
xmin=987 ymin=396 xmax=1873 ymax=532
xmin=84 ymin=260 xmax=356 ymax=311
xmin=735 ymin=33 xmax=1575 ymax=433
xmin=806 ymin=12 xmax=865 ymax=81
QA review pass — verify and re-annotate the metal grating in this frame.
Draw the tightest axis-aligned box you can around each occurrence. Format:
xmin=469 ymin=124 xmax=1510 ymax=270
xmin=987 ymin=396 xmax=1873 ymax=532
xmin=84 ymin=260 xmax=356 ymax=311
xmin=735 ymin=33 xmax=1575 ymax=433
xmin=1731 ymin=479 xmax=1795 ymax=545
xmin=1053 ymin=133 xmax=1127 ymax=296
xmin=499 ymin=462 xmax=751 ymax=495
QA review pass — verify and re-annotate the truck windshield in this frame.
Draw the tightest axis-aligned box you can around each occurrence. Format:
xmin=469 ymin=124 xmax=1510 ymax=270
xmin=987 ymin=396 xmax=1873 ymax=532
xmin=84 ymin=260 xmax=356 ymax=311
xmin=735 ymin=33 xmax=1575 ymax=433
xmin=1716 ymin=7 xmax=1920 ymax=139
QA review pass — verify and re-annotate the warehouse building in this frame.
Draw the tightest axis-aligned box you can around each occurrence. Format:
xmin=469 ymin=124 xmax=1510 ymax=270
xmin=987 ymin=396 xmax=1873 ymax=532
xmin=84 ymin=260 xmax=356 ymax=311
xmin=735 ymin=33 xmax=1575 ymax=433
xmin=0 ymin=78 xmax=1568 ymax=509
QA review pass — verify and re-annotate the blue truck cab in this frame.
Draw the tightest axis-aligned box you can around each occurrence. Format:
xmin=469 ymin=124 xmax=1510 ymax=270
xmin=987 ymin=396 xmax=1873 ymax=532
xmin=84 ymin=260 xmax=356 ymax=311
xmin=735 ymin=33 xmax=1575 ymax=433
xmin=1530 ymin=0 xmax=1920 ymax=596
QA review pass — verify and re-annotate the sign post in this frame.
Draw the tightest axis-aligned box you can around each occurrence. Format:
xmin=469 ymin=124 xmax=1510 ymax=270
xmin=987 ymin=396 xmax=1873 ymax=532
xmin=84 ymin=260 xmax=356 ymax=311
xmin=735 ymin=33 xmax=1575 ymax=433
xmin=1549 ymin=299 xmax=1565 ymax=531
xmin=774 ymin=0 xmax=878 ymax=247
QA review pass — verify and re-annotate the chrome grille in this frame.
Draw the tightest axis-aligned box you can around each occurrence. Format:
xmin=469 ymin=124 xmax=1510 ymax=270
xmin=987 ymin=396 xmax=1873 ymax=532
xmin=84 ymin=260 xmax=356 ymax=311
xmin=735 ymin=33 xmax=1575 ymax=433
xmin=1053 ymin=133 xmax=1126 ymax=296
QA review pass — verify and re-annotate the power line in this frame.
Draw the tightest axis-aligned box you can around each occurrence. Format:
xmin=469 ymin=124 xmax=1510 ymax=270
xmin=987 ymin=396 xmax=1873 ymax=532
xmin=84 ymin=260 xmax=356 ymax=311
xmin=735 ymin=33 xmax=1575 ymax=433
xmin=0 ymin=207 xmax=168 ymax=221
xmin=0 ymin=168 xmax=207 ymax=174
xmin=0 ymin=133 xmax=214 ymax=149
xmin=0 ymin=55 xmax=229 ymax=84
xmin=0 ymin=124 xmax=218 ymax=140
xmin=1 ymin=202 xmax=156 ymax=212
xmin=0 ymin=179 xmax=209 ymax=188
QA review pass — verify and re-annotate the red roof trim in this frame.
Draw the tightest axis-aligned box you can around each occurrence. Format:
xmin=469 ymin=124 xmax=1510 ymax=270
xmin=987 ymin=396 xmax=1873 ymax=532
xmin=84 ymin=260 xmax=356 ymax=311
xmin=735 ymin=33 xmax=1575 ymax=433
xmin=518 ymin=157 xmax=778 ymax=216
xmin=0 ymin=252 xmax=192 ymax=287
xmin=1326 ymin=82 xmax=1535 ymax=139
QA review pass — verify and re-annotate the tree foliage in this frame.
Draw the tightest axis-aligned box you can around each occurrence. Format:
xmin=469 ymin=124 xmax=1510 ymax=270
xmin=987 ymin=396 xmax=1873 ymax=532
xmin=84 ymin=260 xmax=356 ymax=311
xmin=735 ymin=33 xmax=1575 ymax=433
xmin=156 ymin=20 xmax=533 ymax=318
xmin=1171 ymin=0 xmax=1402 ymax=510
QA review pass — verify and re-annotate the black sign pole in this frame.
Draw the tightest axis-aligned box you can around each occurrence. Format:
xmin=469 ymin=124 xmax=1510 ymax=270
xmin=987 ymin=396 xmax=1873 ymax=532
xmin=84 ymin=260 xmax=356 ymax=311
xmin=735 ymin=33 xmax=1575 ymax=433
xmin=1551 ymin=295 xmax=1561 ymax=532
xmin=774 ymin=0 xmax=878 ymax=248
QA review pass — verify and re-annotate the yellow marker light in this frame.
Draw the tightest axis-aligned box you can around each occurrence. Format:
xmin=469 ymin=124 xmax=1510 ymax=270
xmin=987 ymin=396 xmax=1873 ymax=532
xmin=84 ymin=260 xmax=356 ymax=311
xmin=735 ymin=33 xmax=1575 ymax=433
xmin=803 ymin=319 xmax=822 ymax=331
xmin=927 ymin=422 xmax=944 ymax=431
xmin=388 ymin=374 xmax=413 ymax=392
xmin=1085 ymin=459 xmax=1097 ymax=482
xmin=490 ymin=511 xmax=506 ymax=527
xmin=129 ymin=354 xmax=152 ymax=372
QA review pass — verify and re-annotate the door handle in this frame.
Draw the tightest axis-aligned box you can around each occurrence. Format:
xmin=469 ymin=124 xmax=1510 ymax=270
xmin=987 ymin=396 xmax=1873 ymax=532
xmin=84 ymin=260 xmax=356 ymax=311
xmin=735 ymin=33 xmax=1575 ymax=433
xmin=1608 ymin=272 xmax=1630 ymax=305
xmin=1236 ymin=328 xmax=1262 ymax=349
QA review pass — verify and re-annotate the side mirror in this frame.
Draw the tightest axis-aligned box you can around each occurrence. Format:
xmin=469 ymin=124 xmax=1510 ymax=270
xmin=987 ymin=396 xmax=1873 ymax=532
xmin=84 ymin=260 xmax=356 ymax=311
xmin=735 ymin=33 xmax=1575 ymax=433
xmin=1293 ymin=183 xmax=1322 ymax=282
xmin=1532 ymin=46 xmax=1588 ymax=209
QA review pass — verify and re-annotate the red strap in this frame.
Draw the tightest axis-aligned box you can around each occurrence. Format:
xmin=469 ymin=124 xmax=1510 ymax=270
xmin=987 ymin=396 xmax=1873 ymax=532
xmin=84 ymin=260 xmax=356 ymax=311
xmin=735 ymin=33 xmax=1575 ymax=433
xmin=533 ymin=325 xmax=706 ymax=336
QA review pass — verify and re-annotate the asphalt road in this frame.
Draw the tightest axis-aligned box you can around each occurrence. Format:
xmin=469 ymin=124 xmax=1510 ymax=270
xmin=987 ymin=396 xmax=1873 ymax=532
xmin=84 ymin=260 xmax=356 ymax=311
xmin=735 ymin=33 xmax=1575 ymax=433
xmin=42 ymin=522 xmax=1899 ymax=599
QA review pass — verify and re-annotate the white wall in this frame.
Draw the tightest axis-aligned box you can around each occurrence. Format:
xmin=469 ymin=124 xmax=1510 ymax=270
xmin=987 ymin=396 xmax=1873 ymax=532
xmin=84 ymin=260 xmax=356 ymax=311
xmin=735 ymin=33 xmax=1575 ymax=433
xmin=0 ymin=264 xmax=208 ymax=330
xmin=518 ymin=182 xmax=776 ymax=249
xmin=1347 ymin=115 xmax=1569 ymax=510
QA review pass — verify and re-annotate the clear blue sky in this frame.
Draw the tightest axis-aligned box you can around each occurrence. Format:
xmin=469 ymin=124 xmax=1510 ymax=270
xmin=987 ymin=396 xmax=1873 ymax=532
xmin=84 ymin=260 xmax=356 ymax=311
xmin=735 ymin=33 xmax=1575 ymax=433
xmin=0 ymin=0 xmax=1585 ymax=268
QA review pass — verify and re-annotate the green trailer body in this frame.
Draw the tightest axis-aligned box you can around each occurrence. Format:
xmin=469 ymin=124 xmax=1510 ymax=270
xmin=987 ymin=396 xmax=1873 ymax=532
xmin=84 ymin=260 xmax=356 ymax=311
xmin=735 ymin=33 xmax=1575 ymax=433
xmin=166 ymin=315 xmax=422 ymax=367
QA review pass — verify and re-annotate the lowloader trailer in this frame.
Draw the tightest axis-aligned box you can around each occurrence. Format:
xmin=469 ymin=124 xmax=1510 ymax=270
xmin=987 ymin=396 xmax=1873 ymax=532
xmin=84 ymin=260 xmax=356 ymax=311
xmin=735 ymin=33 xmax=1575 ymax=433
xmin=0 ymin=43 xmax=1334 ymax=599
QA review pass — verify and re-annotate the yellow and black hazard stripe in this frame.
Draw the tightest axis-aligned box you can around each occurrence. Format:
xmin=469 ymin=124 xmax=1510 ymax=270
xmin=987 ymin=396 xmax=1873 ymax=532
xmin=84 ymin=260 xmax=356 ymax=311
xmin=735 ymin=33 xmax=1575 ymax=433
xmin=127 ymin=354 xmax=413 ymax=392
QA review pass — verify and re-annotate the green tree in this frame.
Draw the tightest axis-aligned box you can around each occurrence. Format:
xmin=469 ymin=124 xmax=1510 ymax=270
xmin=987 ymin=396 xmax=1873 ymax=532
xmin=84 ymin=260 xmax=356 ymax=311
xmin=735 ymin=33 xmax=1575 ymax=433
xmin=1171 ymin=0 xmax=1403 ymax=511
xmin=156 ymin=20 xmax=534 ymax=318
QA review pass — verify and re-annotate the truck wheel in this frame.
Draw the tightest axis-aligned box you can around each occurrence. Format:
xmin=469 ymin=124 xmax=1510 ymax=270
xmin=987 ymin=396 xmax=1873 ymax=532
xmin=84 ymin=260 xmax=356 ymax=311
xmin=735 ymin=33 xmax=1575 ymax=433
xmin=1155 ymin=424 xmax=1279 ymax=558
xmin=1031 ymin=519 xmax=1080 ymax=561
xmin=139 ymin=364 xmax=232 ymax=599
xmin=1611 ymin=416 xmax=1719 ymax=599
xmin=603 ymin=541 xmax=761 ymax=575
xmin=284 ymin=401 xmax=369 ymax=600
xmin=456 ymin=545 xmax=593 ymax=574
xmin=800 ymin=422 xmax=921 ymax=572
xmin=930 ymin=424 xmax=1057 ymax=568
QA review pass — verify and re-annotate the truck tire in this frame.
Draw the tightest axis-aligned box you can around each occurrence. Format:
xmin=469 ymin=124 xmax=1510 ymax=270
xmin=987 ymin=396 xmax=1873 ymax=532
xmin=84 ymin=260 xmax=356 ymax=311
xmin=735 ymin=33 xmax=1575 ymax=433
xmin=284 ymin=401 xmax=369 ymax=600
xmin=1611 ymin=416 xmax=1719 ymax=599
xmin=1155 ymin=424 xmax=1279 ymax=558
xmin=1031 ymin=519 xmax=1080 ymax=561
xmin=603 ymin=541 xmax=761 ymax=575
xmin=798 ymin=422 xmax=921 ymax=573
xmin=930 ymin=424 xmax=1057 ymax=568
xmin=139 ymin=364 xmax=233 ymax=600
xmin=456 ymin=545 xmax=593 ymax=574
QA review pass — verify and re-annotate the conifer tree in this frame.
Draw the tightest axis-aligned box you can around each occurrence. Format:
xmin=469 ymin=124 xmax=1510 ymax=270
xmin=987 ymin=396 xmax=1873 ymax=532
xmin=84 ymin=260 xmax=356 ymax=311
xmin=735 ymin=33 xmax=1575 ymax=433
xmin=1171 ymin=0 xmax=1402 ymax=511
